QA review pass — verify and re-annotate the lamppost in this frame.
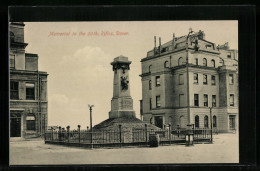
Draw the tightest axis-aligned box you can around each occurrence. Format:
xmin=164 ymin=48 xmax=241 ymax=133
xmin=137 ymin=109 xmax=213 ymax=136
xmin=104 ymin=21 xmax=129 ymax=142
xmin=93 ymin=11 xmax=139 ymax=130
xmin=209 ymin=107 xmax=213 ymax=143
xmin=186 ymin=28 xmax=194 ymax=124
xmin=88 ymin=104 xmax=94 ymax=149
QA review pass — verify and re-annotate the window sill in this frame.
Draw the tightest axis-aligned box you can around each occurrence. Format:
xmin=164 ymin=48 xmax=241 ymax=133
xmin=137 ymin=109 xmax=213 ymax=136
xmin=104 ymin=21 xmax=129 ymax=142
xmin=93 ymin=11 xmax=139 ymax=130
xmin=211 ymin=84 xmax=216 ymax=86
xmin=203 ymin=83 xmax=208 ymax=85
xmin=193 ymin=83 xmax=198 ymax=85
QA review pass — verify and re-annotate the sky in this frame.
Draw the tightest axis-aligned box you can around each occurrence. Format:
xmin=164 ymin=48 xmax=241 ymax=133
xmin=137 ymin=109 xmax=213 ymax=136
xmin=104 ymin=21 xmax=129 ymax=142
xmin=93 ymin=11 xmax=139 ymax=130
xmin=24 ymin=21 xmax=238 ymax=130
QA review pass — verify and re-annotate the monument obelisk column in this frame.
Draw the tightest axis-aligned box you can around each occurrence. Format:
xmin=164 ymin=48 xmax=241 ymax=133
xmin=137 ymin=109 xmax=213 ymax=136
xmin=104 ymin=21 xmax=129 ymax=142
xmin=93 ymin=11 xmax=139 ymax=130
xmin=109 ymin=55 xmax=136 ymax=118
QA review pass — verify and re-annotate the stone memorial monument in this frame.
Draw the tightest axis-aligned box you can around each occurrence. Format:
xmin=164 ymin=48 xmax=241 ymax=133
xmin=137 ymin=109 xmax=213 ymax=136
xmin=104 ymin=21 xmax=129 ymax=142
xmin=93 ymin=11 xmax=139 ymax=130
xmin=109 ymin=56 xmax=136 ymax=118
xmin=92 ymin=55 xmax=158 ymax=133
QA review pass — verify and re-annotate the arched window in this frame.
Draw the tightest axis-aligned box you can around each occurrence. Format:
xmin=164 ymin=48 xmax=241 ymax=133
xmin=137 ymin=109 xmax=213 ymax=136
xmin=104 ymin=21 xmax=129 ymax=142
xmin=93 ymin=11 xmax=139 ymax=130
xmin=149 ymin=65 xmax=152 ymax=73
xmin=204 ymin=115 xmax=209 ymax=128
xmin=195 ymin=115 xmax=199 ymax=128
xmin=26 ymin=114 xmax=36 ymax=131
xmin=211 ymin=59 xmax=215 ymax=68
xmin=179 ymin=115 xmax=185 ymax=128
xmin=195 ymin=58 xmax=198 ymax=65
xmin=149 ymin=80 xmax=152 ymax=90
xmin=203 ymin=58 xmax=207 ymax=66
xmin=10 ymin=32 xmax=15 ymax=42
xmin=178 ymin=57 xmax=183 ymax=66
xmin=213 ymin=115 xmax=217 ymax=127
xmin=164 ymin=61 xmax=169 ymax=68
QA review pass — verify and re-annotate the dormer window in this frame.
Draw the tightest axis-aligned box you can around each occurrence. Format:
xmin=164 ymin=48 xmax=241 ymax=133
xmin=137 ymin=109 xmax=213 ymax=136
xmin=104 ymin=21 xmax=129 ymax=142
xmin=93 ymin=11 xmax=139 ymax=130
xmin=227 ymin=52 xmax=231 ymax=58
xmin=206 ymin=45 xmax=212 ymax=49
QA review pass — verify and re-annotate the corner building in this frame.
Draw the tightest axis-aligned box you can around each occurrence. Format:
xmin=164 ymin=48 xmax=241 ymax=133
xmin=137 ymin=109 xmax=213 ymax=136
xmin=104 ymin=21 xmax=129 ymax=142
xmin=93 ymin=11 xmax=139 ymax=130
xmin=140 ymin=31 xmax=238 ymax=133
xmin=9 ymin=22 xmax=48 ymax=138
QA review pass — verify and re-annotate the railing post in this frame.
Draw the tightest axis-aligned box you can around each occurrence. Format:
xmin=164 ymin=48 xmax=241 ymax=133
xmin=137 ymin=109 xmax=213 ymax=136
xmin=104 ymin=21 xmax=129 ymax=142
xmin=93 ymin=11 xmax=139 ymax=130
xmin=67 ymin=126 xmax=70 ymax=143
xmin=169 ymin=124 xmax=171 ymax=145
xmin=78 ymin=125 xmax=81 ymax=144
xmin=145 ymin=124 xmax=148 ymax=143
xmin=58 ymin=126 xmax=62 ymax=141
xmin=119 ymin=124 xmax=122 ymax=147
xmin=51 ymin=127 xmax=53 ymax=141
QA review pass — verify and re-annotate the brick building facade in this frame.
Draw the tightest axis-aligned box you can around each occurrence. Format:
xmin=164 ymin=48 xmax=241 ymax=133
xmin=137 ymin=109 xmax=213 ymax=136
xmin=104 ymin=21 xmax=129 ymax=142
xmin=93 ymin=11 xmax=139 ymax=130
xmin=9 ymin=22 xmax=48 ymax=138
xmin=140 ymin=30 xmax=238 ymax=132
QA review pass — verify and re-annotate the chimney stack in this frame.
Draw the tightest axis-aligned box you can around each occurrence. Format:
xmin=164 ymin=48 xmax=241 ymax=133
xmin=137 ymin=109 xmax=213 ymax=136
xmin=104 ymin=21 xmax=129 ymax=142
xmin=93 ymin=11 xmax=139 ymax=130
xmin=159 ymin=37 xmax=161 ymax=55
xmin=172 ymin=33 xmax=176 ymax=50
xmin=154 ymin=36 xmax=156 ymax=55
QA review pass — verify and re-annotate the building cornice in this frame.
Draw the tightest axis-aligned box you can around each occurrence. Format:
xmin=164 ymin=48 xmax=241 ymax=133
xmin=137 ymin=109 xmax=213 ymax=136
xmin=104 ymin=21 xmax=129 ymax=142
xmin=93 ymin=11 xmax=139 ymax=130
xmin=141 ymin=46 xmax=221 ymax=62
xmin=10 ymin=42 xmax=28 ymax=49
xmin=10 ymin=70 xmax=48 ymax=76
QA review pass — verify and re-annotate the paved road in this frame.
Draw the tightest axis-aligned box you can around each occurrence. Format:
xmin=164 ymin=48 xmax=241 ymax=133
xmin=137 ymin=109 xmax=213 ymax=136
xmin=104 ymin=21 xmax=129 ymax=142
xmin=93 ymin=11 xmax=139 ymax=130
xmin=10 ymin=133 xmax=238 ymax=165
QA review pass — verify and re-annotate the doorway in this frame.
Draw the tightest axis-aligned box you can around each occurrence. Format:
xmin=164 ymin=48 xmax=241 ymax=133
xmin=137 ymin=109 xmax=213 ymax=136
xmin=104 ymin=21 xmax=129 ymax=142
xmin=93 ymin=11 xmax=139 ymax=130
xmin=154 ymin=116 xmax=163 ymax=128
xmin=10 ymin=113 xmax=21 ymax=137
xmin=229 ymin=115 xmax=236 ymax=130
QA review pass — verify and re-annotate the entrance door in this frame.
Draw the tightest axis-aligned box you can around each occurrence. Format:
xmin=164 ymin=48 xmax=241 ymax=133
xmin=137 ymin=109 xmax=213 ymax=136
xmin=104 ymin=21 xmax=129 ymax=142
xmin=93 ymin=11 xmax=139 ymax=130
xmin=10 ymin=114 xmax=21 ymax=137
xmin=154 ymin=116 xmax=163 ymax=128
xmin=229 ymin=115 xmax=236 ymax=130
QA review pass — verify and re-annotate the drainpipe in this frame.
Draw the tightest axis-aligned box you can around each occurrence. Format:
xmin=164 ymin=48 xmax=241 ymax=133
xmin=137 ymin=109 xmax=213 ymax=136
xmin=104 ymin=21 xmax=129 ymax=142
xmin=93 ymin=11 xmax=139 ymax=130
xmin=186 ymin=29 xmax=194 ymax=124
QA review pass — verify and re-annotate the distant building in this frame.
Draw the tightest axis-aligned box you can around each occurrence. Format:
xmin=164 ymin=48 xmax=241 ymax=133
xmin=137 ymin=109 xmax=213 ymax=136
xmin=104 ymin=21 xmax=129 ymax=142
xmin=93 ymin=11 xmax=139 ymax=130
xmin=140 ymin=30 xmax=238 ymax=132
xmin=9 ymin=22 xmax=48 ymax=138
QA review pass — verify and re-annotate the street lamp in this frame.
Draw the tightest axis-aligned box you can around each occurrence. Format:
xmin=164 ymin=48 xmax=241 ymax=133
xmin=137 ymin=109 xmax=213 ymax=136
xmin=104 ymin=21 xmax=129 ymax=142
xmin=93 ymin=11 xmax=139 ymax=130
xmin=88 ymin=104 xmax=94 ymax=149
xmin=186 ymin=28 xmax=194 ymax=124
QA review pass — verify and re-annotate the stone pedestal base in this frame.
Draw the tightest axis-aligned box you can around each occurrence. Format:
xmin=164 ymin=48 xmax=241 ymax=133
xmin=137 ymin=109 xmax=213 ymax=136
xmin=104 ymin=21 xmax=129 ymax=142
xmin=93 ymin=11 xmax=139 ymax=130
xmin=109 ymin=110 xmax=136 ymax=119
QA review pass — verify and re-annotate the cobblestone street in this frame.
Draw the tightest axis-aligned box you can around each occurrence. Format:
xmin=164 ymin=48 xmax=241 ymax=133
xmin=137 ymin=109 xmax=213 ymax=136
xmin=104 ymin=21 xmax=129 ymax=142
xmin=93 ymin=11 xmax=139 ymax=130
xmin=10 ymin=133 xmax=238 ymax=165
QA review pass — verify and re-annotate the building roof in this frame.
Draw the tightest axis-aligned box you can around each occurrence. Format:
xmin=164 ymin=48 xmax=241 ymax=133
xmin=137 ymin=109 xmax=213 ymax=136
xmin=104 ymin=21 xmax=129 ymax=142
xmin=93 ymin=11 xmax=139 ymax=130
xmin=25 ymin=53 xmax=38 ymax=57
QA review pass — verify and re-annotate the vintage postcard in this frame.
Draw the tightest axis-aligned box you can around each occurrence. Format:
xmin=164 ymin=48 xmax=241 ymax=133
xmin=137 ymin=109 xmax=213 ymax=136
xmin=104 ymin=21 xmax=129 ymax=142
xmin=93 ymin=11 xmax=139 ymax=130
xmin=9 ymin=20 xmax=239 ymax=165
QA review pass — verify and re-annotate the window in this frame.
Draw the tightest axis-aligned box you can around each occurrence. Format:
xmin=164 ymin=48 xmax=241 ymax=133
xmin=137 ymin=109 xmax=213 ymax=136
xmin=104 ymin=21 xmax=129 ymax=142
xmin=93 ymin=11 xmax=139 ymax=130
xmin=204 ymin=94 xmax=208 ymax=107
xmin=203 ymin=74 xmax=207 ymax=84
xmin=212 ymin=95 xmax=216 ymax=107
xmin=195 ymin=58 xmax=198 ymax=65
xmin=229 ymin=74 xmax=234 ymax=84
xmin=204 ymin=115 xmax=209 ymax=128
xmin=194 ymin=73 xmax=198 ymax=84
xmin=229 ymin=94 xmax=234 ymax=106
xmin=10 ymin=55 xmax=15 ymax=69
xmin=206 ymin=45 xmax=212 ymax=48
xmin=149 ymin=80 xmax=152 ymax=90
xmin=195 ymin=115 xmax=199 ymax=128
xmin=211 ymin=59 xmax=215 ymax=68
xmin=179 ymin=74 xmax=184 ymax=85
xmin=149 ymin=65 xmax=152 ymax=73
xmin=26 ymin=83 xmax=35 ymax=100
xmin=26 ymin=115 xmax=36 ymax=130
xmin=213 ymin=116 xmax=217 ymax=127
xmin=155 ymin=76 xmax=160 ymax=86
xmin=149 ymin=98 xmax=152 ymax=110
xmin=156 ymin=96 xmax=160 ymax=108
xmin=10 ymin=31 xmax=15 ymax=42
xmin=10 ymin=81 xmax=19 ymax=100
xmin=227 ymin=52 xmax=231 ymax=58
xmin=211 ymin=75 xmax=216 ymax=85
xmin=164 ymin=61 xmax=169 ymax=68
xmin=194 ymin=94 xmax=199 ymax=106
xmin=203 ymin=58 xmax=207 ymax=66
xmin=179 ymin=94 xmax=184 ymax=107
xmin=178 ymin=57 xmax=183 ymax=66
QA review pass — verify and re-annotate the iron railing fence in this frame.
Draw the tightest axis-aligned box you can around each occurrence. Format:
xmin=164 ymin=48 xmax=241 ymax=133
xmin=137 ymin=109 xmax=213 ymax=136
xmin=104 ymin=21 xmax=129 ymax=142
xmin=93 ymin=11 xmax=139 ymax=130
xmin=45 ymin=125 xmax=213 ymax=147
